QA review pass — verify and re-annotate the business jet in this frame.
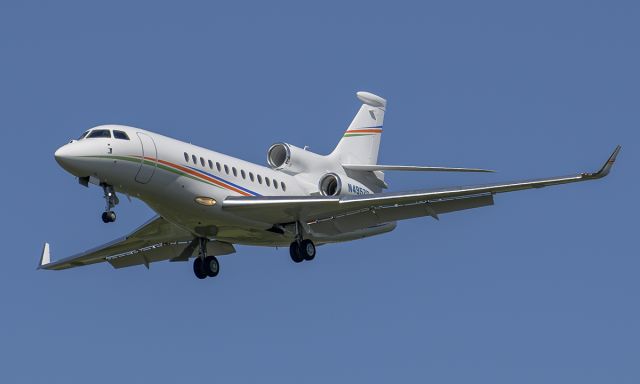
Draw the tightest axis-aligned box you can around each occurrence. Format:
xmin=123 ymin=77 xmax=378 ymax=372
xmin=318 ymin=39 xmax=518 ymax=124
xmin=39 ymin=91 xmax=620 ymax=279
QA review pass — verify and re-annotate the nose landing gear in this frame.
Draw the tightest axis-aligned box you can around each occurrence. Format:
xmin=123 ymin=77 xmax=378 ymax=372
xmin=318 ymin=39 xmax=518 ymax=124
xmin=101 ymin=184 xmax=119 ymax=223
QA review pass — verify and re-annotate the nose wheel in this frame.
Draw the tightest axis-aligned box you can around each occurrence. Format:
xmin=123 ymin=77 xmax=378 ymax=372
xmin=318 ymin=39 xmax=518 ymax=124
xmin=101 ymin=184 xmax=119 ymax=223
xmin=101 ymin=211 xmax=116 ymax=223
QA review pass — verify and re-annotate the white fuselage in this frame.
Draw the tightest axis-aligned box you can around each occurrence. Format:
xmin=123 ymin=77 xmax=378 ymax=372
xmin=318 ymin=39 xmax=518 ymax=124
xmin=54 ymin=125 xmax=393 ymax=246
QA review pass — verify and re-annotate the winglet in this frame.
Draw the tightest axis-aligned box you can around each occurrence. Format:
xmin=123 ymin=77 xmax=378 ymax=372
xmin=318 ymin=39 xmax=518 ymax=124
xmin=583 ymin=145 xmax=621 ymax=179
xmin=38 ymin=243 xmax=51 ymax=270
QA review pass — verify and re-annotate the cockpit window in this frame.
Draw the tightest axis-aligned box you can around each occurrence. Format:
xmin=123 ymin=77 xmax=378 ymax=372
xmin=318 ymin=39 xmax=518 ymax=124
xmin=113 ymin=130 xmax=130 ymax=140
xmin=78 ymin=131 xmax=90 ymax=140
xmin=87 ymin=129 xmax=112 ymax=139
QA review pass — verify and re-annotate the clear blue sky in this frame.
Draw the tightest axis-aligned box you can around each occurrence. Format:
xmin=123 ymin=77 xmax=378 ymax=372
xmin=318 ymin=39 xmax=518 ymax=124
xmin=1 ymin=1 xmax=638 ymax=382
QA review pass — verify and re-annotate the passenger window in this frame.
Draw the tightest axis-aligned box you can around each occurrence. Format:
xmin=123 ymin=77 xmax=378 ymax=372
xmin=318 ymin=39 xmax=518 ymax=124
xmin=265 ymin=177 xmax=270 ymax=187
xmin=113 ymin=130 xmax=130 ymax=140
xmin=208 ymin=160 xmax=213 ymax=169
xmin=232 ymin=167 xmax=237 ymax=177
xmin=249 ymin=172 xmax=254 ymax=182
xmin=241 ymin=170 xmax=246 ymax=179
xmin=87 ymin=129 xmax=111 ymax=138
xmin=281 ymin=182 xmax=286 ymax=191
xmin=200 ymin=157 xmax=205 ymax=167
xmin=184 ymin=152 xmax=189 ymax=162
xmin=216 ymin=162 xmax=221 ymax=172
xmin=192 ymin=155 xmax=197 ymax=164
xmin=274 ymin=179 xmax=278 ymax=189
xmin=224 ymin=165 xmax=229 ymax=174
xmin=257 ymin=175 xmax=262 ymax=184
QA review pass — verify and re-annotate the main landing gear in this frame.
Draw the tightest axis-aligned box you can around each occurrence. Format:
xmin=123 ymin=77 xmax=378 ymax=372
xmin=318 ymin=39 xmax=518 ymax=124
xmin=193 ymin=237 xmax=219 ymax=280
xmin=289 ymin=221 xmax=316 ymax=263
xmin=101 ymin=184 xmax=119 ymax=223
xmin=289 ymin=239 xmax=316 ymax=263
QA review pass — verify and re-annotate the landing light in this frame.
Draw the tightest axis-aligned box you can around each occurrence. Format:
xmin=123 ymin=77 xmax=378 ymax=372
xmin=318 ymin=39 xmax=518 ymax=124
xmin=195 ymin=197 xmax=217 ymax=206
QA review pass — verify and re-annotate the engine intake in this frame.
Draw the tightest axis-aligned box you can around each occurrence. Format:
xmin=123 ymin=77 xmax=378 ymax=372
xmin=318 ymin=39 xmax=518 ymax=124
xmin=319 ymin=173 xmax=342 ymax=196
xmin=267 ymin=143 xmax=290 ymax=169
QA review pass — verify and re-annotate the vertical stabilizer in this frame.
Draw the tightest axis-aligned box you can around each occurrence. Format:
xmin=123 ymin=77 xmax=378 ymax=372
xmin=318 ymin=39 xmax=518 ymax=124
xmin=331 ymin=91 xmax=386 ymax=165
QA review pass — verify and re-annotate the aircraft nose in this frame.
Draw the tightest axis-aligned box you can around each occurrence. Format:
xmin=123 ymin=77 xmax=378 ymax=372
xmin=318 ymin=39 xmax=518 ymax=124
xmin=54 ymin=144 xmax=72 ymax=166
xmin=54 ymin=143 xmax=84 ymax=175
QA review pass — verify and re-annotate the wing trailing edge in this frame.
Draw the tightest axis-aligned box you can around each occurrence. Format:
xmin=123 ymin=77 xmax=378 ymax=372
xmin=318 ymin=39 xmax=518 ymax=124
xmin=342 ymin=164 xmax=495 ymax=173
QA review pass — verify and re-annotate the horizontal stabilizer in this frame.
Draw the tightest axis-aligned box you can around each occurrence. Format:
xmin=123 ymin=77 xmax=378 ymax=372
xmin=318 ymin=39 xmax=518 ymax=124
xmin=343 ymin=164 xmax=495 ymax=173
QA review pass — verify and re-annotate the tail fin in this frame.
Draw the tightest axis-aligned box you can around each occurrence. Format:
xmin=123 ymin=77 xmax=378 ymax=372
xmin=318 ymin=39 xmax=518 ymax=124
xmin=330 ymin=91 xmax=386 ymax=165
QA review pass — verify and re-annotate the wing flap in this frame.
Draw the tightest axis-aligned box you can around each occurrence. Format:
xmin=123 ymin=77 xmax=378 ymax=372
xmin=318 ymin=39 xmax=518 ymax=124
xmin=309 ymin=194 xmax=494 ymax=235
xmin=108 ymin=243 xmax=188 ymax=269
xmin=107 ymin=240 xmax=235 ymax=269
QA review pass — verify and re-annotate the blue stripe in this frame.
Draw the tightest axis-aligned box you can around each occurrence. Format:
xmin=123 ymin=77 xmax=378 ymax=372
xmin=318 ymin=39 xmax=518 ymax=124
xmin=186 ymin=166 xmax=262 ymax=196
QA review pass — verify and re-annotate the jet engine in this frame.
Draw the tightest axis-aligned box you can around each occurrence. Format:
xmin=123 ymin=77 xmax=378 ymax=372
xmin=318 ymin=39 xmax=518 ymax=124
xmin=318 ymin=172 xmax=374 ymax=196
xmin=267 ymin=143 xmax=326 ymax=175
xmin=318 ymin=173 xmax=342 ymax=196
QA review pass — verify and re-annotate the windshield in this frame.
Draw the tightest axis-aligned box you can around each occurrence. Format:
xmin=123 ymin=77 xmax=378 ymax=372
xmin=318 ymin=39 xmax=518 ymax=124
xmin=113 ymin=130 xmax=130 ymax=140
xmin=86 ymin=129 xmax=112 ymax=139
xmin=78 ymin=131 xmax=90 ymax=140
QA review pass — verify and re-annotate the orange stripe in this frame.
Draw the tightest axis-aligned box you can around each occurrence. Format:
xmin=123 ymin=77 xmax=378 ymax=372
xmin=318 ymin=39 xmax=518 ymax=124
xmin=344 ymin=129 xmax=383 ymax=134
xmin=141 ymin=156 xmax=252 ymax=196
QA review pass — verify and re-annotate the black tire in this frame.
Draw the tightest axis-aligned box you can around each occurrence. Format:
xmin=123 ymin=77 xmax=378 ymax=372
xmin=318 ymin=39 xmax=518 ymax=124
xmin=300 ymin=239 xmax=316 ymax=261
xmin=204 ymin=256 xmax=219 ymax=277
xmin=289 ymin=242 xmax=303 ymax=263
xmin=102 ymin=211 xmax=116 ymax=223
xmin=193 ymin=258 xmax=207 ymax=279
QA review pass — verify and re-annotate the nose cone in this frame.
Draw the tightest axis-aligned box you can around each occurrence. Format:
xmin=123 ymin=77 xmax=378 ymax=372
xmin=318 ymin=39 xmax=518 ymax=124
xmin=54 ymin=145 xmax=69 ymax=163
xmin=54 ymin=143 xmax=84 ymax=175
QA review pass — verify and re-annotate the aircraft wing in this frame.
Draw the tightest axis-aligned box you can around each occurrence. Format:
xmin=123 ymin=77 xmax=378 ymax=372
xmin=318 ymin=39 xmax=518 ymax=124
xmin=39 ymin=216 xmax=235 ymax=270
xmin=223 ymin=146 xmax=620 ymax=227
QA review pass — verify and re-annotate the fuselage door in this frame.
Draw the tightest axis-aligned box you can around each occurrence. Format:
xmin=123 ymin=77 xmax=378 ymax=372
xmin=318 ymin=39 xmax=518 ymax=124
xmin=135 ymin=132 xmax=157 ymax=184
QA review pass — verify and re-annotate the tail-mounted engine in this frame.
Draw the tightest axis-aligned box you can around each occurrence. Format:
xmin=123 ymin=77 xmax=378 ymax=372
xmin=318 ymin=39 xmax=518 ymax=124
xmin=267 ymin=143 xmax=326 ymax=175
xmin=318 ymin=172 xmax=373 ymax=196
xmin=267 ymin=143 xmax=375 ymax=196
xmin=318 ymin=173 xmax=342 ymax=196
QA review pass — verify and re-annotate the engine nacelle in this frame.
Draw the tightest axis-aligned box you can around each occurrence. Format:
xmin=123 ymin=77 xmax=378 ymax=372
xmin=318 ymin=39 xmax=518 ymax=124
xmin=267 ymin=143 xmax=327 ymax=175
xmin=318 ymin=172 xmax=373 ymax=196
xmin=318 ymin=173 xmax=342 ymax=196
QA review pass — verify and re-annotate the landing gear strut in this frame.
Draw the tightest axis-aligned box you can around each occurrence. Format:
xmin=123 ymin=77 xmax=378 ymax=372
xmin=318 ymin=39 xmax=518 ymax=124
xmin=101 ymin=184 xmax=118 ymax=223
xmin=289 ymin=221 xmax=316 ymax=263
xmin=193 ymin=237 xmax=219 ymax=279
